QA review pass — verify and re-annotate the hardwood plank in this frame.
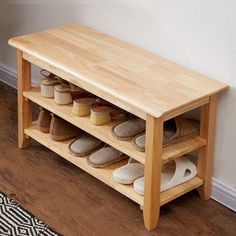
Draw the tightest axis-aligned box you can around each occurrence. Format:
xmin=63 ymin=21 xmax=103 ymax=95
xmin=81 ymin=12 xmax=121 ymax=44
xmin=162 ymin=137 xmax=206 ymax=164
xmin=17 ymin=50 xmax=32 ymax=148
xmin=143 ymin=115 xmax=163 ymax=230
xmin=197 ymin=95 xmax=218 ymax=200
xmin=8 ymin=23 xmax=228 ymax=119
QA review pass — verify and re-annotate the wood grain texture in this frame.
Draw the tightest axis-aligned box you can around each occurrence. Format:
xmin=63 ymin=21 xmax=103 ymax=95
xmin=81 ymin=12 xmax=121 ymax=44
xmin=143 ymin=115 xmax=163 ymax=230
xmin=1 ymin=82 xmax=236 ymax=236
xmin=17 ymin=50 xmax=32 ymax=148
xmin=9 ymin=23 xmax=228 ymax=119
xmin=197 ymin=95 xmax=218 ymax=200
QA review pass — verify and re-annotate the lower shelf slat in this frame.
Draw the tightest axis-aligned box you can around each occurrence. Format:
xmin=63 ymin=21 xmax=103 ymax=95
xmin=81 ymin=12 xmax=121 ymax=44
xmin=24 ymin=125 xmax=204 ymax=207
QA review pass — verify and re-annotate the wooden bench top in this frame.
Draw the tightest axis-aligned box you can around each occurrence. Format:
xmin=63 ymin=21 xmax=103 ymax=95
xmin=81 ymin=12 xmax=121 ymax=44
xmin=9 ymin=23 xmax=228 ymax=119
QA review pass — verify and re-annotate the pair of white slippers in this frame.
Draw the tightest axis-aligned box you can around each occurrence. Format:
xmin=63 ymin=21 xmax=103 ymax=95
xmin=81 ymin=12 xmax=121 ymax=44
xmin=113 ymin=156 xmax=197 ymax=195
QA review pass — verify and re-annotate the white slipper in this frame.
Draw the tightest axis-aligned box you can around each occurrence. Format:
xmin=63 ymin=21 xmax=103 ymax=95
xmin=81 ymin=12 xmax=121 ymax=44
xmin=112 ymin=158 xmax=144 ymax=184
xmin=133 ymin=156 xmax=197 ymax=195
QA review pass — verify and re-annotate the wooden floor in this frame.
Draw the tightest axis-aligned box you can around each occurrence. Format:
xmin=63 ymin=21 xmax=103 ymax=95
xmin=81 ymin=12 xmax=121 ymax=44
xmin=0 ymin=81 xmax=235 ymax=236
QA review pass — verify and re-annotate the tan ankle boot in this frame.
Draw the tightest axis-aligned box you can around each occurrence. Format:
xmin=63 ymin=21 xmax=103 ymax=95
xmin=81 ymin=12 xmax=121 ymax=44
xmin=50 ymin=114 xmax=83 ymax=141
xmin=37 ymin=107 xmax=52 ymax=133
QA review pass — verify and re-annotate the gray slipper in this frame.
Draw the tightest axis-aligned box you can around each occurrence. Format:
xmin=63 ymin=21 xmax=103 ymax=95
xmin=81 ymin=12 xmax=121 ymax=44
xmin=112 ymin=118 xmax=146 ymax=141
xmin=87 ymin=146 xmax=128 ymax=168
xmin=69 ymin=133 xmax=104 ymax=157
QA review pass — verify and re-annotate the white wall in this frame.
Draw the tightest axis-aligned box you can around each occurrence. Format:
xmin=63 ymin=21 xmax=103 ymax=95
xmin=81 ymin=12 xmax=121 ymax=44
xmin=1 ymin=1 xmax=235 ymax=189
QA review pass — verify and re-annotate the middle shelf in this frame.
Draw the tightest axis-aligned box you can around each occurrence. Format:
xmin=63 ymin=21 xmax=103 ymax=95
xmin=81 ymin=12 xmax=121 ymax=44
xmin=23 ymin=87 xmax=206 ymax=165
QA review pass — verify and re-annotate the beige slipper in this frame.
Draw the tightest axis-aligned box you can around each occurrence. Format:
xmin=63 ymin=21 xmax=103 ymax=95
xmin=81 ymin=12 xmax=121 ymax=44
xmin=69 ymin=133 xmax=104 ymax=157
xmin=132 ymin=117 xmax=200 ymax=152
xmin=37 ymin=107 xmax=51 ymax=133
xmin=50 ymin=114 xmax=83 ymax=141
xmin=90 ymin=106 xmax=128 ymax=125
xmin=112 ymin=118 xmax=146 ymax=141
xmin=40 ymin=70 xmax=60 ymax=98
xmin=54 ymin=82 xmax=86 ymax=105
xmin=87 ymin=146 xmax=128 ymax=168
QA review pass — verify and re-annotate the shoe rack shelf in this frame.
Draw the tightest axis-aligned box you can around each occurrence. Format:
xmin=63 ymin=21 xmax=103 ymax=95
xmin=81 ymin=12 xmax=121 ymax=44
xmin=9 ymin=23 xmax=228 ymax=231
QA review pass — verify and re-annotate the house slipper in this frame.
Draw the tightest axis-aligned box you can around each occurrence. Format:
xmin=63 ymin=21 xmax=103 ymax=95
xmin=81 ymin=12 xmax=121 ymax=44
xmin=69 ymin=133 xmax=104 ymax=157
xmin=54 ymin=82 xmax=86 ymax=105
xmin=132 ymin=117 xmax=199 ymax=152
xmin=133 ymin=156 xmax=197 ymax=195
xmin=87 ymin=146 xmax=128 ymax=168
xmin=112 ymin=158 xmax=144 ymax=184
xmin=72 ymin=97 xmax=97 ymax=116
xmin=90 ymin=106 xmax=128 ymax=125
xmin=40 ymin=69 xmax=60 ymax=98
xmin=112 ymin=118 xmax=146 ymax=141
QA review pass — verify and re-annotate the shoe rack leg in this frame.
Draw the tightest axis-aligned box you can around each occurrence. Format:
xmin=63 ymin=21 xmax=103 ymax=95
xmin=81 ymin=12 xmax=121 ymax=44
xmin=197 ymin=95 xmax=218 ymax=200
xmin=143 ymin=114 xmax=163 ymax=230
xmin=17 ymin=50 xmax=32 ymax=149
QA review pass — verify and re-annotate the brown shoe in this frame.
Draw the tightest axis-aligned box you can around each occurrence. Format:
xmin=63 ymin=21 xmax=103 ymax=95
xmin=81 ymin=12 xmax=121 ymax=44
xmin=37 ymin=107 xmax=51 ymax=133
xmin=50 ymin=114 xmax=83 ymax=141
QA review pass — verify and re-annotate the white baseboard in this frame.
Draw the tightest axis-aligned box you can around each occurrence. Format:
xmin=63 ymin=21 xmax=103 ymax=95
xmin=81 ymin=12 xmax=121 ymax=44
xmin=0 ymin=63 xmax=235 ymax=212
xmin=212 ymin=177 xmax=236 ymax=212
xmin=0 ymin=64 xmax=17 ymax=88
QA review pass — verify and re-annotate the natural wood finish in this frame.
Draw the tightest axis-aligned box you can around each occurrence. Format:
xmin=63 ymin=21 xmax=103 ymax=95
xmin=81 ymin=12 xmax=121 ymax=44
xmin=24 ymin=124 xmax=204 ymax=209
xmin=17 ymin=50 xmax=32 ymax=148
xmin=160 ymin=177 xmax=203 ymax=206
xmin=2 ymin=82 xmax=236 ymax=236
xmin=143 ymin=115 xmax=163 ymax=230
xmin=9 ymin=24 xmax=228 ymax=119
xmin=197 ymin=95 xmax=218 ymax=200
xmin=24 ymin=124 xmax=143 ymax=205
xmin=23 ymin=87 xmax=207 ymax=165
xmin=162 ymin=136 xmax=206 ymax=164
xmin=163 ymin=97 xmax=209 ymax=121
xmin=23 ymin=87 xmax=145 ymax=164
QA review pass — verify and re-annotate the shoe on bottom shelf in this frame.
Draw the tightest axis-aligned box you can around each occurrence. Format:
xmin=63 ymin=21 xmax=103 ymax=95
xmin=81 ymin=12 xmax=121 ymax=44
xmin=69 ymin=133 xmax=104 ymax=157
xmin=50 ymin=114 xmax=83 ymax=141
xmin=37 ymin=107 xmax=51 ymax=133
xmin=133 ymin=156 xmax=197 ymax=195
xmin=87 ymin=146 xmax=128 ymax=168
xmin=112 ymin=158 xmax=144 ymax=184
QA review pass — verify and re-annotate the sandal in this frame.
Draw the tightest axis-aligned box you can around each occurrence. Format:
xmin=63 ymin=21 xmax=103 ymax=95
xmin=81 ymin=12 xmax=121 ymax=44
xmin=133 ymin=156 xmax=197 ymax=195
xmin=40 ymin=69 xmax=60 ymax=98
xmin=132 ymin=117 xmax=199 ymax=152
xmin=69 ymin=133 xmax=104 ymax=157
xmin=112 ymin=118 xmax=146 ymax=141
xmin=90 ymin=106 xmax=128 ymax=125
xmin=112 ymin=158 xmax=144 ymax=184
xmin=87 ymin=146 xmax=128 ymax=168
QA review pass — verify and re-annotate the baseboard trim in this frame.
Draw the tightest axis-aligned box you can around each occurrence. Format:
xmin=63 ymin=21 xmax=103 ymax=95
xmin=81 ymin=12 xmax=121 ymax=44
xmin=212 ymin=177 xmax=236 ymax=212
xmin=0 ymin=64 xmax=17 ymax=88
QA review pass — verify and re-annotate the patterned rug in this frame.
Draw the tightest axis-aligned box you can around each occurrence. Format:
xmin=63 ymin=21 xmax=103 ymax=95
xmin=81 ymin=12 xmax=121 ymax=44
xmin=0 ymin=192 xmax=60 ymax=236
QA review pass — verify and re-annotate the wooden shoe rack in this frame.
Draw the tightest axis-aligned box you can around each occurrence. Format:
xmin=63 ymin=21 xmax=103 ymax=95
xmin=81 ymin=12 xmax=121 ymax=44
xmin=9 ymin=23 xmax=228 ymax=230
